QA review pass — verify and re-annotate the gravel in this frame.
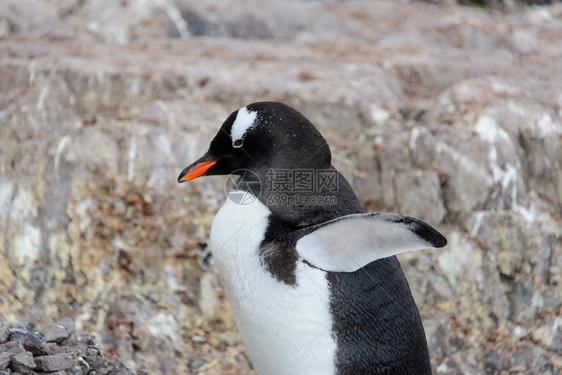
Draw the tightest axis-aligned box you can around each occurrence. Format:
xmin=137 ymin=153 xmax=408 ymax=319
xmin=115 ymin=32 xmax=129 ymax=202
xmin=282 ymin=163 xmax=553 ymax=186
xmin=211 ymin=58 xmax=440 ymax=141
xmin=0 ymin=315 xmax=140 ymax=375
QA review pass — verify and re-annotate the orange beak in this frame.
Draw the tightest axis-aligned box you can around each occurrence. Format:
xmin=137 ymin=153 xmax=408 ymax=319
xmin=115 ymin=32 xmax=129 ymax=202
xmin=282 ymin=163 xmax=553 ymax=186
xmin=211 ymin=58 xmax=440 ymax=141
xmin=177 ymin=159 xmax=218 ymax=182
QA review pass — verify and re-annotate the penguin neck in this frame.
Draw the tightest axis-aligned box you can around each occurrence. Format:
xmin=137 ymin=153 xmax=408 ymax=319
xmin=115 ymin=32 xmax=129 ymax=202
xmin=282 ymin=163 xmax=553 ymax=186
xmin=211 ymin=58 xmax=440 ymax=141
xmin=236 ymin=165 xmax=364 ymax=229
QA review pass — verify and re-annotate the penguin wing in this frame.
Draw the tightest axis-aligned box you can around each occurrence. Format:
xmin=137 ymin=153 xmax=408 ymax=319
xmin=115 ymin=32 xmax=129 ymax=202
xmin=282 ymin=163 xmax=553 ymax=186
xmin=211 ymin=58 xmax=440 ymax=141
xmin=294 ymin=213 xmax=447 ymax=272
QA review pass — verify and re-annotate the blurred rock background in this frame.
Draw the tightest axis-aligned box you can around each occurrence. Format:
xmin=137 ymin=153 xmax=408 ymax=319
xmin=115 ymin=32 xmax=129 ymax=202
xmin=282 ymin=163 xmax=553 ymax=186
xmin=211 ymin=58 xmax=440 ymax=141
xmin=0 ymin=0 xmax=561 ymax=374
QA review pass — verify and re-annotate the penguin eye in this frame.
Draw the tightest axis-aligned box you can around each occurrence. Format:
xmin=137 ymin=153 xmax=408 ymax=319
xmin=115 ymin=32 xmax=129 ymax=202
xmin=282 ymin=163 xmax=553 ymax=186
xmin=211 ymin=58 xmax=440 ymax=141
xmin=233 ymin=139 xmax=244 ymax=148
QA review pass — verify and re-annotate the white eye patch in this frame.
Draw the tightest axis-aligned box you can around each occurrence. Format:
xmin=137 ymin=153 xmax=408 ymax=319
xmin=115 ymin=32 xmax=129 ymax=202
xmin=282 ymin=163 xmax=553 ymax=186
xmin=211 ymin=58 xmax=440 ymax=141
xmin=231 ymin=106 xmax=258 ymax=145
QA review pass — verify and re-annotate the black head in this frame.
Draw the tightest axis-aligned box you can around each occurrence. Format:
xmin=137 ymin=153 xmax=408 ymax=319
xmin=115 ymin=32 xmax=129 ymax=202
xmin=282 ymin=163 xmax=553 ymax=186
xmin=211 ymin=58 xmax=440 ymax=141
xmin=178 ymin=102 xmax=332 ymax=182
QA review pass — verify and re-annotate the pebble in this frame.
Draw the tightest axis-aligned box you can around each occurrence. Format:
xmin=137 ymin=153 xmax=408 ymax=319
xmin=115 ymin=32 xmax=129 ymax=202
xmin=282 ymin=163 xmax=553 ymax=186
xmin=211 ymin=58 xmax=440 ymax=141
xmin=9 ymin=328 xmax=42 ymax=347
xmin=42 ymin=318 xmax=74 ymax=343
xmin=108 ymin=356 xmax=136 ymax=375
xmin=217 ymin=332 xmax=239 ymax=346
xmin=0 ymin=325 xmax=9 ymax=344
xmin=0 ymin=353 xmax=10 ymax=370
xmin=21 ymin=339 xmax=46 ymax=357
xmin=0 ymin=341 xmax=24 ymax=356
xmin=34 ymin=353 xmax=74 ymax=372
xmin=63 ymin=365 xmax=88 ymax=375
xmin=0 ymin=318 xmax=143 ymax=374
xmin=8 ymin=352 xmax=35 ymax=373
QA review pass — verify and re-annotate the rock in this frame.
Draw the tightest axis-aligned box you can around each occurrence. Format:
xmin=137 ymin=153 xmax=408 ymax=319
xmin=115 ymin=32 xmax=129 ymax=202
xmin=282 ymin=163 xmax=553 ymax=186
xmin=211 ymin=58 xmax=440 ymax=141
xmin=0 ymin=326 xmax=9 ymax=344
xmin=107 ymin=356 xmax=135 ymax=375
xmin=34 ymin=353 xmax=74 ymax=372
xmin=217 ymin=332 xmax=239 ymax=346
xmin=0 ymin=317 xmax=7 ymax=347
xmin=0 ymin=317 xmax=138 ymax=374
xmin=509 ymin=29 xmax=539 ymax=55
xmin=0 ymin=353 xmax=10 ymax=370
xmin=483 ymin=342 xmax=562 ymax=373
xmin=0 ymin=0 xmax=71 ymax=38
xmin=83 ymin=354 xmax=112 ymax=375
xmin=42 ymin=318 xmax=74 ymax=344
xmin=532 ymin=317 xmax=562 ymax=353
xmin=65 ymin=331 xmax=96 ymax=347
xmin=36 ymin=342 xmax=63 ymax=356
xmin=395 ymin=170 xmax=445 ymax=224
xmin=20 ymin=339 xmax=46 ymax=357
xmin=8 ymin=352 xmax=35 ymax=374
xmin=0 ymin=341 xmax=24 ymax=356
xmin=63 ymin=365 xmax=88 ymax=375
xmin=8 ymin=328 xmax=42 ymax=347
xmin=177 ymin=0 xmax=353 ymax=42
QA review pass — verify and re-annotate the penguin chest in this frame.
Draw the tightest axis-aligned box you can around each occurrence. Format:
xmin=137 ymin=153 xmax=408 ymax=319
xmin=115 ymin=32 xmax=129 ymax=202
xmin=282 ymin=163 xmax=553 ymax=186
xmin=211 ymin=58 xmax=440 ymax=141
xmin=210 ymin=197 xmax=337 ymax=375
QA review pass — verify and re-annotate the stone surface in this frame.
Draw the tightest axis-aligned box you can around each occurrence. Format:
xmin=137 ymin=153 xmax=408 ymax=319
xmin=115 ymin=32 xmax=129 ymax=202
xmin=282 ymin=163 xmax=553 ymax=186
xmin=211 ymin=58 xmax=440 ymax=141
xmin=0 ymin=1 xmax=561 ymax=374
xmin=0 ymin=326 xmax=9 ymax=344
xmin=34 ymin=353 xmax=74 ymax=372
xmin=8 ymin=328 xmax=41 ymax=347
xmin=8 ymin=352 xmax=35 ymax=374
xmin=0 ymin=318 xmax=138 ymax=374
xmin=0 ymin=342 xmax=24 ymax=357
xmin=42 ymin=318 xmax=74 ymax=344
xmin=0 ymin=353 xmax=10 ymax=370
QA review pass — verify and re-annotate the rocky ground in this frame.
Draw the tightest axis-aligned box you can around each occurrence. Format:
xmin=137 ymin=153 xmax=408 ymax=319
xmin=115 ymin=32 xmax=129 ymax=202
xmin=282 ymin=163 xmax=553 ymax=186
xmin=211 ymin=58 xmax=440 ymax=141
xmin=0 ymin=314 xmax=142 ymax=374
xmin=1 ymin=0 xmax=561 ymax=374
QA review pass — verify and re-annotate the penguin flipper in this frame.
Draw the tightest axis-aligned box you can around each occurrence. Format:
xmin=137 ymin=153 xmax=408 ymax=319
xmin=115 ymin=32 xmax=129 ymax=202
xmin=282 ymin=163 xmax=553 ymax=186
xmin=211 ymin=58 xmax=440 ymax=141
xmin=294 ymin=213 xmax=447 ymax=272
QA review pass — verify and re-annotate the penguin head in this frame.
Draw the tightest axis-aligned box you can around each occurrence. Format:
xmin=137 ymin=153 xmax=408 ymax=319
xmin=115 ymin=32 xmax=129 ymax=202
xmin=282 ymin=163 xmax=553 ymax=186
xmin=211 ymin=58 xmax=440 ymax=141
xmin=178 ymin=102 xmax=332 ymax=182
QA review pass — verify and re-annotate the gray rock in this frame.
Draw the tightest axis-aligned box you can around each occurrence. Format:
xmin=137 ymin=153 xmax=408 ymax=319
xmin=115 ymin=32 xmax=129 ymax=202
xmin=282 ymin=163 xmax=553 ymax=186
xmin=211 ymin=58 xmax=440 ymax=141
xmin=107 ymin=356 xmax=135 ymax=375
xmin=34 ymin=353 xmax=74 ymax=372
xmin=42 ymin=318 xmax=74 ymax=344
xmin=395 ymin=170 xmax=445 ymax=224
xmin=8 ymin=328 xmax=42 ymax=347
xmin=63 ymin=365 xmax=88 ymax=375
xmin=36 ymin=342 xmax=63 ymax=356
xmin=8 ymin=352 xmax=35 ymax=374
xmin=0 ymin=0 xmax=71 ymax=38
xmin=0 ymin=326 xmax=9 ymax=344
xmin=0 ymin=341 xmax=24 ymax=356
xmin=508 ymin=277 xmax=535 ymax=322
xmin=83 ymin=355 xmax=111 ymax=374
xmin=509 ymin=29 xmax=539 ymax=55
xmin=65 ymin=331 xmax=96 ymax=347
xmin=0 ymin=353 xmax=10 ymax=370
xmin=20 ymin=339 xmax=46 ymax=357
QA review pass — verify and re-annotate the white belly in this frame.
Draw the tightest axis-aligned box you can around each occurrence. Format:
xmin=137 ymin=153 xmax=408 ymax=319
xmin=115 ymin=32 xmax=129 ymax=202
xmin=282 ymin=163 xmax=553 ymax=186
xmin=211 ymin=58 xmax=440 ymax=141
xmin=210 ymin=195 xmax=336 ymax=375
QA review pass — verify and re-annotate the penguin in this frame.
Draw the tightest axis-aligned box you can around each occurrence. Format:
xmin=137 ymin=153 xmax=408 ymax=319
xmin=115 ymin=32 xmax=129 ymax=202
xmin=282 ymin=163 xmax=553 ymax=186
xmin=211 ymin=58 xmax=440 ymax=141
xmin=178 ymin=102 xmax=446 ymax=375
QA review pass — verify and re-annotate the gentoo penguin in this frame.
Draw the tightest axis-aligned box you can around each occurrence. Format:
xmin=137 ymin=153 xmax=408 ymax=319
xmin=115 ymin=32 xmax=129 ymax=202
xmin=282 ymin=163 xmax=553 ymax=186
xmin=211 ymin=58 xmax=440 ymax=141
xmin=178 ymin=102 xmax=446 ymax=375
